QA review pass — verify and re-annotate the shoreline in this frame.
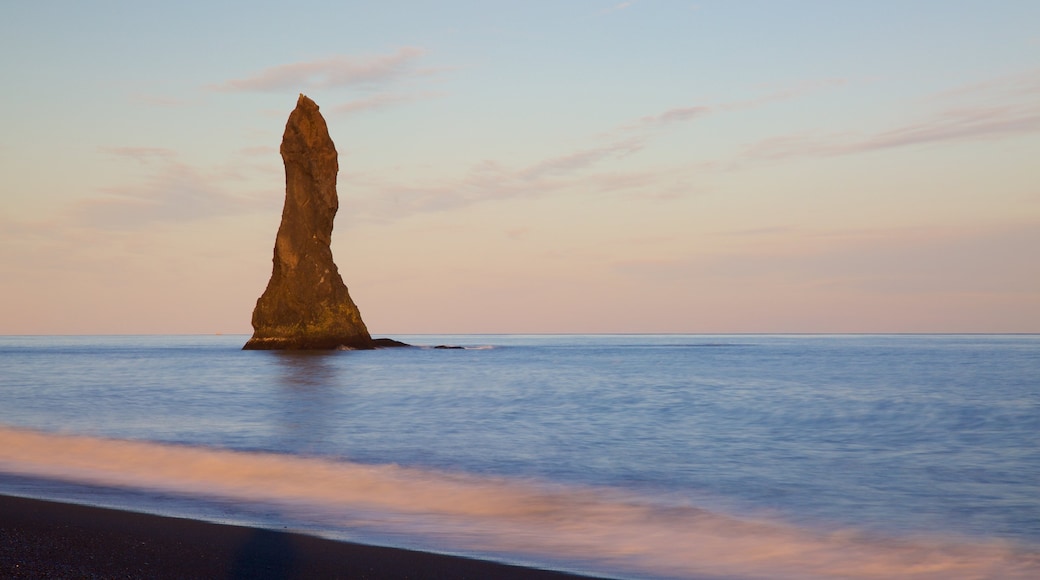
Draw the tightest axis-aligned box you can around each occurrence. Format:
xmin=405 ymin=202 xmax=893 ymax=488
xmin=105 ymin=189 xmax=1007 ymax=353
xmin=0 ymin=494 xmax=609 ymax=579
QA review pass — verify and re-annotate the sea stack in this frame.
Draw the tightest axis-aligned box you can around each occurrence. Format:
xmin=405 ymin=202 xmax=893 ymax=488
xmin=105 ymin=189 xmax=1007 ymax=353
xmin=243 ymin=94 xmax=372 ymax=350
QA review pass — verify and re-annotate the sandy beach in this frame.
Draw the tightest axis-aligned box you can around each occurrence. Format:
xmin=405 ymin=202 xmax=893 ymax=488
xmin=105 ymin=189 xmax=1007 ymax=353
xmin=0 ymin=494 xmax=606 ymax=579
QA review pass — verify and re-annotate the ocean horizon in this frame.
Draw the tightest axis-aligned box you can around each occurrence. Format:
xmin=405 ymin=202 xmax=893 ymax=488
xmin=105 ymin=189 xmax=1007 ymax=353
xmin=2 ymin=333 xmax=1038 ymax=579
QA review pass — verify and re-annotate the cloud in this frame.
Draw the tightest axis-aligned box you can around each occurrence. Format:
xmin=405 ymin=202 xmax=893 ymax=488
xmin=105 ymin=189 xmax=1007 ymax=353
xmin=238 ymin=145 xmax=279 ymax=157
xmin=626 ymin=78 xmax=848 ymax=131
xmin=520 ymin=137 xmax=644 ymax=180
xmin=331 ymin=91 xmax=442 ymax=115
xmin=720 ymin=226 xmax=797 ymax=237
xmin=614 ymin=224 xmax=1040 ymax=295
xmin=928 ymin=68 xmax=1040 ymax=102
xmin=102 ymin=146 xmax=177 ymax=163
xmin=70 ymin=162 xmax=260 ymax=230
xmin=350 ymin=137 xmax=649 ymax=223
xmin=505 ymin=227 xmax=530 ymax=240
xmin=210 ymin=47 xmax=426 ymax=93
xmin=0 ymin=215 xmax=47 ymax=244
xmin=637 ymin=105 xmax=711 ymax=128
xmin=603 ymin=1 xmax=637 ymax=14
xmin=734 ymin=70 xmax=1040 ymax=164
xmin=854 ymin=104 xmax=1040 ymax=151
xmin=740 ymin=102 xmax=1040 ymax=161
xmin=130 ymin=94 xmax=192 ymax=107
xmin=733 ymin=78 xmax=849 ymax=110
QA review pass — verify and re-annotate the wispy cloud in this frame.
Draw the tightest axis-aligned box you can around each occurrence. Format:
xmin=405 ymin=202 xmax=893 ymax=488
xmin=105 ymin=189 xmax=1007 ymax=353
xmin=735 ymin=78 xmax=850 ymax=109
xmin=351 ymin=137 xmax=649 ymax=223
xmin=520 ymin=137 xmax=644 ymax=180
xmin=350 ymin=80 xmax=857 ymax=222
xmin=102 ymin=146 xmax=177 ymax=163
xmin=626 ymin=78 xmax=848 ymax=131
xmin=732 ymin=70 xmax=1040 ymax=164
xmin=332 ymin=91 xmax=442 ymax=115
xmin=70 ymin=161 xmax=264 ymax=230
xmin=130 ymin=94 xmax=193 ymax=107
xmin=0 ymin=215 xmax=47 ymax=243
xmin=339 ymin=78 xmax=856 ymax=222
xmin=237 ymin=145 xmax=279 ymax=157
xmin=927 ymin=67 xmax=1040 ymax=102
xmin=614 ymin=224 xmax=1040 ymax=295
xmin=853 ymin=104 xmax=1040 ymax=150
xmin=505 ymin=227 xmax=531 ymax=240
xmin=636 ymin=105 xmax=712 ymax=128
xmin=210 ymin=47 xmax=427 ymax=93
xmin=740 ymin=102 xmax=1040 ymax=161
xmin=603 ymin=1 xmax=637 ymax=14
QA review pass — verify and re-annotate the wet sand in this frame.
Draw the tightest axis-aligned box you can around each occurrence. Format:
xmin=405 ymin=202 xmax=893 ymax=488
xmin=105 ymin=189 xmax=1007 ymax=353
xmin=0 ymin=494 xmax=608 ymax=579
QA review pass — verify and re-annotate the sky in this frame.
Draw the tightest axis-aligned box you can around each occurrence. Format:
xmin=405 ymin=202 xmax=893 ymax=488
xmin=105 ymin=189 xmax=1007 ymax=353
xmin=1 ymin=1 xmax=1038 ymax=335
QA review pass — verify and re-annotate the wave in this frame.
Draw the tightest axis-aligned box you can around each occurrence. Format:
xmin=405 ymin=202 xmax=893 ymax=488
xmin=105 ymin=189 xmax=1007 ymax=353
xmin=1 ymin=426 xmax=1036 ymax=579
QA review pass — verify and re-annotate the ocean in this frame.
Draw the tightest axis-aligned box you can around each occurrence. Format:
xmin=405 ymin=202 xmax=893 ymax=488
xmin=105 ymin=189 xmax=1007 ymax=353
xmin=1 ymin=334 xmax=1037 ymax=579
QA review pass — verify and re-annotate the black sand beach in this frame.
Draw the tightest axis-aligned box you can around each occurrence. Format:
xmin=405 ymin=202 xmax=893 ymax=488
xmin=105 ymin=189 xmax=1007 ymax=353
xmin=0 ymin=494 xmax=607 ymax=579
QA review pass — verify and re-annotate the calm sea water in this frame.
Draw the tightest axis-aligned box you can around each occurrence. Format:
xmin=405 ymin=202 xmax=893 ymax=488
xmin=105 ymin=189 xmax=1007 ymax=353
xmin=1 ymin=334 xmax=1038 ymax=579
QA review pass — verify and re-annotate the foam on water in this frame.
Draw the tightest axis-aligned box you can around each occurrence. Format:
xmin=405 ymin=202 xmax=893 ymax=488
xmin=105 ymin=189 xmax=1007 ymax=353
xmin=2 ymin=426 xmax=1036 ymax=580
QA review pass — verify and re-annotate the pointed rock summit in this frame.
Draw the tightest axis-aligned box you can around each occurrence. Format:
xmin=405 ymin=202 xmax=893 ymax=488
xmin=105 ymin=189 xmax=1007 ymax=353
xmin=244 ymin=94 xmax=373 ymax=350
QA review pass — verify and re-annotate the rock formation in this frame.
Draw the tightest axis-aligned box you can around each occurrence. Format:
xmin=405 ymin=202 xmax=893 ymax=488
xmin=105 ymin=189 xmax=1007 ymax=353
xmin=243 ymin=94 xmax=374 ymax=350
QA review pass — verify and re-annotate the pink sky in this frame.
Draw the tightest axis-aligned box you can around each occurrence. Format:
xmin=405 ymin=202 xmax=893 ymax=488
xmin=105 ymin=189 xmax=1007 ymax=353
xmin=1 ymin=2 xmax=1038 ymax=334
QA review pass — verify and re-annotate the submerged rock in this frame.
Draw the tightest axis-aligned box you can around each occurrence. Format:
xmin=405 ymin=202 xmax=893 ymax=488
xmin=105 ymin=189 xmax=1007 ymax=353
xmin=371 ymin=338 xmax=412 ymax=348
xmin=244 ymin=95 xmax=375 ymax=350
